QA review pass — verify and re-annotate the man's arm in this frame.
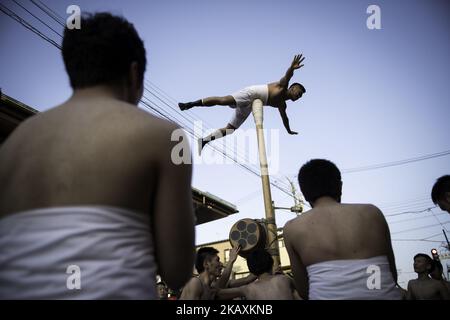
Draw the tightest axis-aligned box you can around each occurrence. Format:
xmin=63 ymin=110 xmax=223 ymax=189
xmin=286 ymin=275 xmax=303 ymax=300
xmin=152 ymin=125 xmax=196 ymax=290
xmin=279 ymin=54 xmax=305 ymax=88
xmin=179 ymin=278 xmax=203 ymax=300
xmin=283 ymin=222 xmax=308 ymax=299
xmin=216 ymin=246 xmax=240 ymax=289
xmin=406 ymin=281 xmax=415 ymax=300
xmin=228 ymin=273 xmax=257 ymax=288
xmin=375 ymin=206 xmax=398 ymax=283
xmin=278 ymin=103 xmax=298 ymax=135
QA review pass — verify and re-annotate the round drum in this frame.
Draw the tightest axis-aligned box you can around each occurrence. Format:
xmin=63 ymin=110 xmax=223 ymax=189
xmin=229 ymin=218 xmax=266 ymax=256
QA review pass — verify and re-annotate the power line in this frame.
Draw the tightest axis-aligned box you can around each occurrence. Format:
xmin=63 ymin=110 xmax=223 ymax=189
xmin=388 ymin=212 xmax=447 ymax=225
xmin=422 ymin=232 xmax=445 ymax=240
xmin=0 ymin=2 xmax=61 ymax=49
xmin=342 ymin=150 xmax=450 ymax=174
xmin=379 ymin=198 xmax=432 ymax=211
xmin=391 ymin=221 xmax=450 ymax=235
xmin=12 ymin=0 xmax=62 ymax=38
xmin=430 ymin=210 xmax=449 ymax=233
xmin=29 ymin=0 xmax=65 ymax=27
xmin=384 ymin=204 xmax=436 ymax=218
xmin=384 ymin=207 xmax=435 ymax=217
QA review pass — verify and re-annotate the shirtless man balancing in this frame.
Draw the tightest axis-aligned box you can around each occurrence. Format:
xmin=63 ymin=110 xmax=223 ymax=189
xmin=178 ymin=54 xmax=306 ymax=154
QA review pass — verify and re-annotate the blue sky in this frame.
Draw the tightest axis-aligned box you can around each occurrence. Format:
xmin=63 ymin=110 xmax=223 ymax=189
xmin=1 ymin=0 xmax=449 ymax=287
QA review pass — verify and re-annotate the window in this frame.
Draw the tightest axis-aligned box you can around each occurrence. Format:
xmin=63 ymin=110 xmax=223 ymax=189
xmin=224 ymin=249 xmax=230 ymax=263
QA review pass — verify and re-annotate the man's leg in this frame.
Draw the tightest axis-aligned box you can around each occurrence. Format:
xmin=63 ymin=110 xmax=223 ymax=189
xmin=198 ymin=123 xmax=236 ymax=155
xmin=179 ymin=95 xmax=236 ymax=111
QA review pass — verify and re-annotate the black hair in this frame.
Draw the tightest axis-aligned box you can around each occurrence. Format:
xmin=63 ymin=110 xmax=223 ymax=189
xmin=431 ymin=175 xmax=450 ymax=205
xmin=298 ymin=159 xmax=342 ymax=204
xmin=430 ymin=260 xmax=443 ymax=273
xmin=247 ymin=249 xmax=273 ymax=276
xmin=195 ymin=247 xmax=219 ymax=273
xmin=62 ymin=12 xmax=146 ymax=89
xmin=414 ymin=253 xmax=434 ymax=272
xmin=289 ymin=82 xmax=306 ymax=93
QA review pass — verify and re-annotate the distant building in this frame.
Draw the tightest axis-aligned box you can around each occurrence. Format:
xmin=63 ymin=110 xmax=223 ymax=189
xmin=0 ymin=91 xmax=237 ymax=224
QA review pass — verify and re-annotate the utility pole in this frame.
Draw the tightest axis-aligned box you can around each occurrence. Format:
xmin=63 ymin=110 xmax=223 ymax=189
xmin=252 ymin=99 xmax=280 ymax=271
xmin=443 ymin=229 xmax=450 ymax=251
xmin=287 ymin=177 xmax=303 ymax=215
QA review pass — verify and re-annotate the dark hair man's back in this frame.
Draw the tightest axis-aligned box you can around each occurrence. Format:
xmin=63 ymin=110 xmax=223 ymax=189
xmin=0 ymin=13 xmax=195 ymax=299
xmin=284 ymin=159 xmax=401 ymax=300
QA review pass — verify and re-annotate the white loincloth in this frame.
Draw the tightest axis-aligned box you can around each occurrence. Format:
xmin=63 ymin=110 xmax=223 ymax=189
xmin=306 ymin=255 xmax=402 ymax=300
xmin=229 ymin=84 xmax=269 ymax=128
xmin=0 ymin=206 xmax=157 ymax=299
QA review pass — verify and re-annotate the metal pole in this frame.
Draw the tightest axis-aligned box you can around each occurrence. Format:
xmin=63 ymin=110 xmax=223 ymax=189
xmin=443 ymin=229 xmax=450 ymax=250
xmin=251 ymin=99 xmax=281 ymax=271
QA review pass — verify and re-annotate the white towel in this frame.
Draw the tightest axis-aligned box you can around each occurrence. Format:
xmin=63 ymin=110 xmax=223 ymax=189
xmin=306 ymin=256 xmax=402 ymax=300
xmin=0 ymin=206 xmax=157 ymax=299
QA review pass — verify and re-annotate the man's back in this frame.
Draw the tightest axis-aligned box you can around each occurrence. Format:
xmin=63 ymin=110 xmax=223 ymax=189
xmin=0 ymin=95 xmax=195 ymax=298
xmin=407 ymin=278 xmax=450 ymax=300
xmin=0 ymin=97 xmax=172 ymax=216
xmin=284 ymin=201 xmax=400 ymax=299
xmin=0 ymin=12 xmax=195 ymax=299
xmin=286 ymin=203 xmax=391 ymax=266
xmin=244 ymin=274 xmax=298 ymax=300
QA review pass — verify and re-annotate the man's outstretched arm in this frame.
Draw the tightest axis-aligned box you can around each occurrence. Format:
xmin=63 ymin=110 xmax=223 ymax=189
xmin=279 ymin=54 xmax=305 ymax=88
xmin=278 ymin=104 xmax=298 ymax=135
xmin=216 ymin=246 xmax=240 ymax=289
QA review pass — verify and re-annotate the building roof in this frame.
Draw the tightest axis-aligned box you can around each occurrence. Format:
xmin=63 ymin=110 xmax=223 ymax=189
xmin=0 ymin=91 xmax=38 ymax=144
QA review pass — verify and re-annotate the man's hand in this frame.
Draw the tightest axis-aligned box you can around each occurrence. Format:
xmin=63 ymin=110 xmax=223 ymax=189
xmin=280 ymin=54 xmax=305 ymax=88
xmin=288 ymin=131 xmax=298 ymax=135
xmin=229 ymin=245 xmax=241 ymax=263
xmin=291 ymin=54 xmax=305 ymax=70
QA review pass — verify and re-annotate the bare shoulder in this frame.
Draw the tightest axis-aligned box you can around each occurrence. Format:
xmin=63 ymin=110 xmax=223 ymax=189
xmin=182 ymin=277 xmax=202 ymax=294
xmin=276 ymin=274 xmax=293 ymax=284
xmin=185 ymin=277 xmax=202 ymax=288
xmin=112 ymin=101 xmax=186 ymax=149
xmin=345 ymin=203 xmax=381 ymax=212
xmin=180 ymin=277 xmax=202 ymax=299
xmin=345 ymin=203 xmax=384 ymax=218
xmin=116 ymin=101 xmax=180 ymax=132
xmin=268 ymin=82 xmax=281 ymax=89
xmin=283 ymin=212 xmax=312 ymax=238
